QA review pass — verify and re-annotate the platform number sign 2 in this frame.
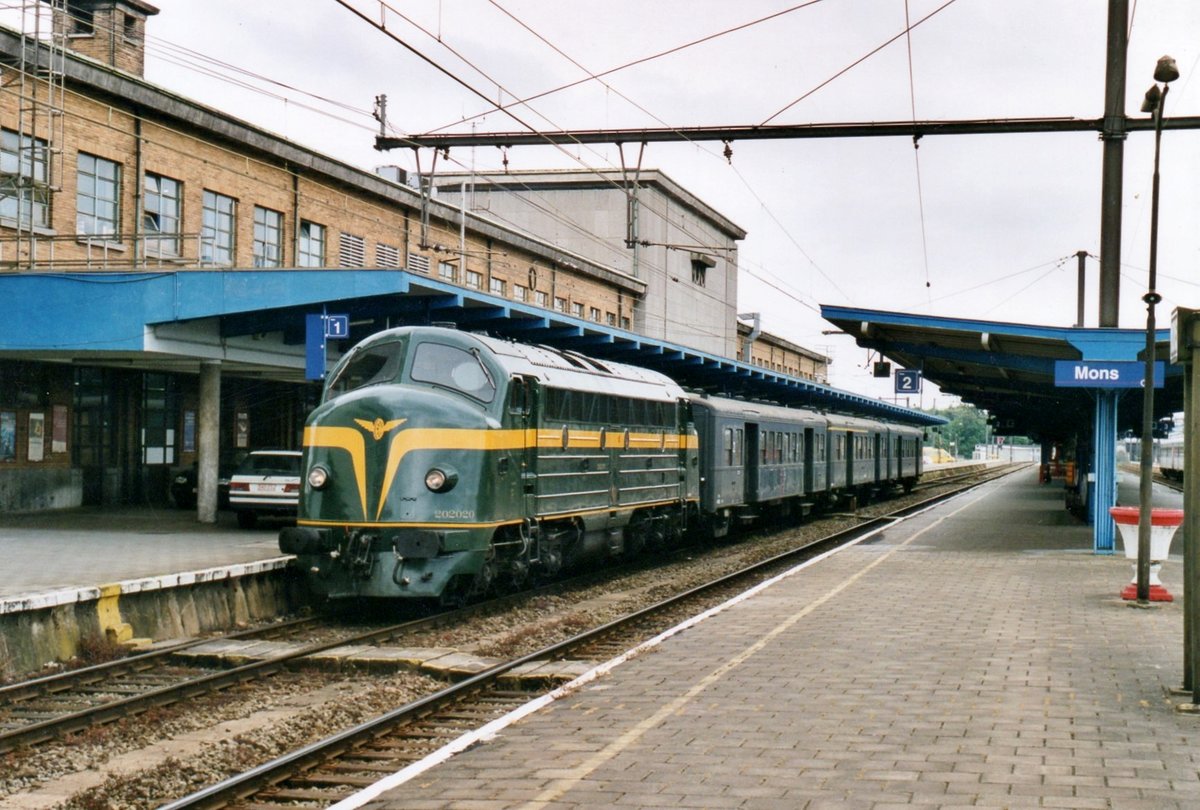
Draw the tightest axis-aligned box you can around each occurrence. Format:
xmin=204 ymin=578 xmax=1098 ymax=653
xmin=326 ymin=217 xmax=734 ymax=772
xmin=895 ymin=369 xmax=922 ymax=394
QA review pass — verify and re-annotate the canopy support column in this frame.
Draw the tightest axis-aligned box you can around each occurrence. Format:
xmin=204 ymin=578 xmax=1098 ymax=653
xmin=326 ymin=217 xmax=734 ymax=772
xmin=1092 ymin=390 xmax=1118 ymax=553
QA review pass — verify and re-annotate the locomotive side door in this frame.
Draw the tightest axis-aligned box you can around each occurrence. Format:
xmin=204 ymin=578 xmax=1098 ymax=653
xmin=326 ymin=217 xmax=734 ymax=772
xmin=506 ymin=375 xmax=538 ymax=518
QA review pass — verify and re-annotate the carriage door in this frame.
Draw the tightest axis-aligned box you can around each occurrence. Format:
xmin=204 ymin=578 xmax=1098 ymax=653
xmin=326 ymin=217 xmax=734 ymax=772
xmin=744 ymin=423 xmax=760 ymax=504
xmin=803 ymin=427 xmax=815 ymax=495
xmin=873 ymin=432 xmax=882 ymax=483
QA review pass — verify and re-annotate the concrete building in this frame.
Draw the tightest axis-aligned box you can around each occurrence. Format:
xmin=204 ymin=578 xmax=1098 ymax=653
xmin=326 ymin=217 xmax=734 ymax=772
xmin=433 ymin=170 xmax=745 ymax=358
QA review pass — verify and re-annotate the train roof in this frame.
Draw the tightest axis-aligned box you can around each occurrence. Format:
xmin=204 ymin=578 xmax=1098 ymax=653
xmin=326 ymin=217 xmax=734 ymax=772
xmin=350 ymin=326 xmax=687 ymax=403
xmin=688 ymin=394 xmax=825 ymax=426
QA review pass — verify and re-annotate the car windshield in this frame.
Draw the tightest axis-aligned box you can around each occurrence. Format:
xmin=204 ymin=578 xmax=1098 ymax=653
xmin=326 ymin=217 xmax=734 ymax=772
xmin=409 ymin=341 xmax=496 ymax=403
xmin=325 ymin=338 xmax=407 ymax=400
xmin=238 ymin=454 xmax=301 ymax=476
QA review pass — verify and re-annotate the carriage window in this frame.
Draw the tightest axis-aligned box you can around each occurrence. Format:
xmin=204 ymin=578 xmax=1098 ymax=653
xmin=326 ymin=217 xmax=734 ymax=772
xmin=735 ymin=428 xmax=743 ymax=464
xmin=724 ymin=427 xmax=734 ymax=466
xmin=326 ymin=338 xmax=407 ymax=399
xmin=411 ymin=342 xmax=496 ymax=403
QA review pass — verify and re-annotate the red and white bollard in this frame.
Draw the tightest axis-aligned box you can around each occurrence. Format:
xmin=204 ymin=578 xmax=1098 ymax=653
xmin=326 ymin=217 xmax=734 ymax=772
xmin=1109 ymin=506 xmax=1185 ymax=601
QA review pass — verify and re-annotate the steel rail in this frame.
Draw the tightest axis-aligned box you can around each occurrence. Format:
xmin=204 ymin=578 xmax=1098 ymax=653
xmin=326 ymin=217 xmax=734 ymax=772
xmin=0 ymin=609 xmax=481 ymax=753
xmin=0 ymin=616 xmax=321 ymax=705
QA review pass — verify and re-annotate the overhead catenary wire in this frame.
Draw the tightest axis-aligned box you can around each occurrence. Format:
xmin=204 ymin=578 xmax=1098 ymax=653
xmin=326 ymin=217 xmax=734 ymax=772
xmin=904 ymin=0 xmax=934 ymax=306
xmin=410 ymin=0 xmax=854 ymax=311
xmin=758 ymin=0 xmax=961 ymax=127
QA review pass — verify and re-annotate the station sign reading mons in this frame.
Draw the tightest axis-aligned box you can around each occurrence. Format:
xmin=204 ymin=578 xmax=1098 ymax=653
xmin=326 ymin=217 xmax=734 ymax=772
xmin=1053 ymin=360 xmax=1164 ymax=389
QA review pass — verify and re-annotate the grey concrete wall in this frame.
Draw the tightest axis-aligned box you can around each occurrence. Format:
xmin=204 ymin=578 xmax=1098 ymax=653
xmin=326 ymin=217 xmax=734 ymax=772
xmin=0 ymin=467 xmax=83 ymax=513
xmin=0 ymin=569 xmax=301 ymax=680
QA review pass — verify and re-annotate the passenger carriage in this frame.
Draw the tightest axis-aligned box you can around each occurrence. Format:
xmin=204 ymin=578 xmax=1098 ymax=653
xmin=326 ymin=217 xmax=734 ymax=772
xmin=688 ymin=395 xmax=826 ymax=536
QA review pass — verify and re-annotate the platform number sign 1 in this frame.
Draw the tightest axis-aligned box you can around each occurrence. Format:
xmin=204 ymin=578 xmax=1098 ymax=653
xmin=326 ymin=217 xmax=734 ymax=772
xmin=895 ymin=369 xmax=922 ymax=394
xmin=324 ymin=314 xmax=349 ymax=339
xmin=306 ymin=313 xmax=350 ymax=381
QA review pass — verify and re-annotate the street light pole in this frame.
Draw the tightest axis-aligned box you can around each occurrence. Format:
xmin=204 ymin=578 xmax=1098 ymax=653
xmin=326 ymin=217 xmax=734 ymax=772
xmin=1135 ymin=55 xmax=1179 ymax=604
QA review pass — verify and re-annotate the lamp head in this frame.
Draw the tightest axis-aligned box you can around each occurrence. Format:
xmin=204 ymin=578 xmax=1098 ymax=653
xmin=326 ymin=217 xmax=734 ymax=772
xmin=1154 ymin=55 xmax=1180 ymax=84
xmin=1141 ymin=84 xmax=1162 ymax=114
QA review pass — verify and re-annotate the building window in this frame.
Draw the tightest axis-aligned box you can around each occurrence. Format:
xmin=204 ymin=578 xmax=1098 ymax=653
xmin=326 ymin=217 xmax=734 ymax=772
xmin=691 ymin=253 xmax=715 ymax=287
xmin=553 ymin=297 xmax=567 ymax=312
xmin=621 ymin=316 xmax=631 ymax=330
xmin=376 ymin=242 xmax=400 ymax=267
xmin=535 ymin=290 xmax=549 ymax=307
xmin=252 ymin=206 xmax=283 ymax=267
xmin=571 ymin=302 xmax=583 ymax=317
xmin=72 ymin=8 xmax=94 ymax=34
xmin=141 ymin=373 xmax=176 ymax=465
xmin=339 ymin=231 xmax=365 ymax=268
xmin=490 ymin=278 xmax=506 ymax=296
xmin=439 ymin=261 xmax=457 ymax=283
xmin=589 ymin=307 xmax=601 ymax=322
xmin=298 ymin=220 xmax=324 ymax=267
xmin=76 ymin=153 xmax=121 ymax=239
xmin=0 ymin=130 xmax=49 ymax=228
xmin=606 ymin=311 xmax=616 ymax=327
xmin=143 ymin=173 xmax=181 ymax=256
xmin=201 ymin=190 xmax=236 ymax=265
xmin=513 ymin=285 xmax=527 ymax=302
xmin=465 ymin=269 xmax=483 ymax=289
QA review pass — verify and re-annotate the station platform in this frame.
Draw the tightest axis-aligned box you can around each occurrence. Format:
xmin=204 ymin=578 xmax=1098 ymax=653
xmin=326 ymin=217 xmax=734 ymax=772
xmin=0 ymin=507 xmax=291 ymax=679
xmin=0 ymin=506 xmax=285 ymax=602
xmin=344 ymin=468 xmax=1200 ymax=810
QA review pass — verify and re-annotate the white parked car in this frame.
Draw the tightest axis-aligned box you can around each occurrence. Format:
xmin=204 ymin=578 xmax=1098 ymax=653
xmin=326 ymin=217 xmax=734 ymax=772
xmin=228 ymin=450 xmax=302 ymax=528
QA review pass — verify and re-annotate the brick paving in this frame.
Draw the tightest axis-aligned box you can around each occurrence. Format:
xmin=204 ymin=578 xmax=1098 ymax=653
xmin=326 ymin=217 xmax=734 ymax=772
xmin=358 ymin=470 xmax=1200 ymax=809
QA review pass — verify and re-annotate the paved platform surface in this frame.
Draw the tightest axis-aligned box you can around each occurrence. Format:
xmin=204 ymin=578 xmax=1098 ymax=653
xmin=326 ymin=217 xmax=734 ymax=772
xmin=352 ymin=469 xmax=1200 ymax=810
xmin=0 ymin=506 xmax=283 ymax=601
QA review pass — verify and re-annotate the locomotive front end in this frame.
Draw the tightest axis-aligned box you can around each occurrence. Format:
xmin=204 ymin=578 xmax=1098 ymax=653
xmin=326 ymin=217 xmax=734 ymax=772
xmin=280 ymin=329 xmax=521 ymax=602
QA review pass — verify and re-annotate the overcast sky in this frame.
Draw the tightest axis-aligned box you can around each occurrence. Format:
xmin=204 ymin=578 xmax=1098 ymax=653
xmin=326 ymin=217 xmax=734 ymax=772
xmin=43 ymin=1 xmax=1200 ymax=405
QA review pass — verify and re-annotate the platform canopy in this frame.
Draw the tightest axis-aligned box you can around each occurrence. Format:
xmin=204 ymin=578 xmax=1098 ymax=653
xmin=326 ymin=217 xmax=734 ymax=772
xmin=820 ymin=305 xmax=1183 ymax=441
xmin=0 ymin=270 xmax=940 ymax=427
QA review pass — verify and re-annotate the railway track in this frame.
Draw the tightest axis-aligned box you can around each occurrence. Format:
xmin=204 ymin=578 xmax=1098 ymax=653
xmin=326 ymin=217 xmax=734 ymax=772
xmin=160 ymin=472 xmax=1010 ymax=810
xmin=0 ymin=464 xmax=1012 ymax=763
xmin=0 ymin=595 xmax=537 ymax=754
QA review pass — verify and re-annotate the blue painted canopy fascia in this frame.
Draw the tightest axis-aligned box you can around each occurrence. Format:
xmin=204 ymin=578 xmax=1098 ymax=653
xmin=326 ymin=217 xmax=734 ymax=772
xmin=0 ymin=270 xmax=411 ymax=351
xmin=821 ymin=304 xmax=1168 ymax=361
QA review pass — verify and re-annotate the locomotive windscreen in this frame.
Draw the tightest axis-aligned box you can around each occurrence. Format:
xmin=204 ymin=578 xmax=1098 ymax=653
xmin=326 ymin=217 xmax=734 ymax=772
xmin=325 ymin=336 xmax=408 ymax=399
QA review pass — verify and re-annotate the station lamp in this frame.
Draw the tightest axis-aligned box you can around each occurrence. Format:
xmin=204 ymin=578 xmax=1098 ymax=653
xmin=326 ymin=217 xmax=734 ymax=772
xmin=1134 ymin=55 xmax=1178 ymax=603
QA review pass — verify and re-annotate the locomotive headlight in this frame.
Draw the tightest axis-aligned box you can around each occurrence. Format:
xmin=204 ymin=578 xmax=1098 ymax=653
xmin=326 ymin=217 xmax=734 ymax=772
xmin=307 ymin=465 xmax=330 ymax=489
xmin=424 ymin=467 xmax=458 ymax=493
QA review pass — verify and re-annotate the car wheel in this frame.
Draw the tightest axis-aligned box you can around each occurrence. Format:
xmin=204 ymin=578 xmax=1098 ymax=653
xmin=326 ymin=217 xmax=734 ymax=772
xmin=237 ymin=511 xmax=258 ymax=529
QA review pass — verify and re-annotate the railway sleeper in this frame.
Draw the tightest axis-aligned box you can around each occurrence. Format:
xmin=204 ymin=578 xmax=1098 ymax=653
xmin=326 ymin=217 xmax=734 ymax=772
xmin=293 ymin=773 xmax=383 ymax=787
xmin=264 ymin=786 xmax=348 ymax=801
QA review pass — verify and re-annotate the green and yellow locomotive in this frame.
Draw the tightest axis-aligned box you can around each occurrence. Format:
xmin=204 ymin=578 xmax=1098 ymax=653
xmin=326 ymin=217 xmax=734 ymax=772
xmin=280 ymin=326 xmax=700 ymax=602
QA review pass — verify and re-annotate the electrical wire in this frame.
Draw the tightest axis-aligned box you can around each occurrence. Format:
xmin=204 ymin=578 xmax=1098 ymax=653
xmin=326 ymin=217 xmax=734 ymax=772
xmin=904 ymin=0 xmax=933 ymax=305
xmin=435 ymin=0 xmax=829 ymax=136
xmin=758 ymin=0 xmax=960 ymax=126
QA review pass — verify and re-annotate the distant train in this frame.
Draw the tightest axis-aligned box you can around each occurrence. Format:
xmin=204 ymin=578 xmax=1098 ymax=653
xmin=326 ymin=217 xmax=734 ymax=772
xmin=279 ymin=326 xmax=924 ymax=603
xmin=1158 ymin=435 xmax=1184 ymax=482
